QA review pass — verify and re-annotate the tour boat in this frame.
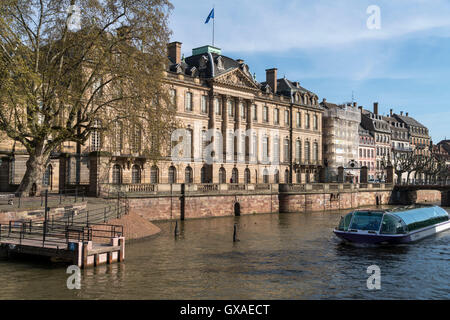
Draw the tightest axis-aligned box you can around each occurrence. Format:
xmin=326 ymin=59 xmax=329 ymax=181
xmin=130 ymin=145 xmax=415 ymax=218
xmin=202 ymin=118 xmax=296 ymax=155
xmin=333 ymin=205 xmax=450 ymax=244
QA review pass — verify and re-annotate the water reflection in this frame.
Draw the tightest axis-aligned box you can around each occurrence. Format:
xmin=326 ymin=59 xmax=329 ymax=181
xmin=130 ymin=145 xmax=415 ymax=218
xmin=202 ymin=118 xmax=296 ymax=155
xmin=0 ymin=207 xmax=448 ymax=299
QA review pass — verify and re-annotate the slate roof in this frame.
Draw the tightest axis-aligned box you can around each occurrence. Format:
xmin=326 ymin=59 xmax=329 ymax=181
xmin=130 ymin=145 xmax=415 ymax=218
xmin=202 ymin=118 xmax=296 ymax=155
xmin=393 ymin=113 xmax=426 ymax=128
xmin=167 ymin=46 xmax=319 ymax=101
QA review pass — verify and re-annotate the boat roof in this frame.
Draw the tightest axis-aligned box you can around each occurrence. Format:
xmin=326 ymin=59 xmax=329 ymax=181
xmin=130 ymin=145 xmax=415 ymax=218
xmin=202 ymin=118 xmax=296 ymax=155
xmin=390 ymin=206 xmax=448 ymax=226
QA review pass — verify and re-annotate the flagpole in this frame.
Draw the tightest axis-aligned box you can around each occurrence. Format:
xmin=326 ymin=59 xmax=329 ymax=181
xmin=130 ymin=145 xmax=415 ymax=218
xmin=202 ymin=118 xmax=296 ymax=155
xmin=212 ymin=5 xmax=215 ymax=46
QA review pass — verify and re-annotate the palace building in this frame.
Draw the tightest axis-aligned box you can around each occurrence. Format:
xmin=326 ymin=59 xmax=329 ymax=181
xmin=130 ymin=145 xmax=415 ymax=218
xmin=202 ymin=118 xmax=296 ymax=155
xmin=0 ymin=42 xmax=324 ymax=194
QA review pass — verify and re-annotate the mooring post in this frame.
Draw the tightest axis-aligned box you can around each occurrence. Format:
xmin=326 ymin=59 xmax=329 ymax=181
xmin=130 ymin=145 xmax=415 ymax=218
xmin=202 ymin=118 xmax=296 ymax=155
xmin=174 ymin=220 xmax=179 ymax=237
xmin=233 ymin=223 xmax=238 ymax=242
xmin=43 ymin=189 xmax=49 ymax=245
xmin=117 ymin=192 xmax=121 ymax=218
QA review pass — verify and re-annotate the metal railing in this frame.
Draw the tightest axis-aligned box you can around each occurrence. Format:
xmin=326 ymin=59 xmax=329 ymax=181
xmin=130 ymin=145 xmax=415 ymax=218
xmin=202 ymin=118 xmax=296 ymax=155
xmin=4 ymin=187 xmax=87 ymax=209
xmin=0 ymin=192 xmax=128 ymax=248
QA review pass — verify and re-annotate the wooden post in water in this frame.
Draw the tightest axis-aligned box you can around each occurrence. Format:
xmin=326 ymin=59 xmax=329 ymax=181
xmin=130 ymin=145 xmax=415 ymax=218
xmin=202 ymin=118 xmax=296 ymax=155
xmin=233 ymin=223 xmax=238 ymax=242
xmin=174 ymin=220 xmax=179 ymax=237
xmin=43 ymin=190 xmax=49 ymax=245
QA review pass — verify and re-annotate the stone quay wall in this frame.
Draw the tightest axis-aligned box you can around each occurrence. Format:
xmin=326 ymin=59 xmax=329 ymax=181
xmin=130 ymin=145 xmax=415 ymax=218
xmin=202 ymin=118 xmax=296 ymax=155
xmin=114 ymin=183 xmax=394 ymax=221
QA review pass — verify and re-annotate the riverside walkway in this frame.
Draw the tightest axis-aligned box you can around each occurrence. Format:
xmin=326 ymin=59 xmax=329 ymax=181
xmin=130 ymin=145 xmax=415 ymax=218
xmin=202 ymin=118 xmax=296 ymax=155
xmin=0 ymin=192 xmax=129 ymax=268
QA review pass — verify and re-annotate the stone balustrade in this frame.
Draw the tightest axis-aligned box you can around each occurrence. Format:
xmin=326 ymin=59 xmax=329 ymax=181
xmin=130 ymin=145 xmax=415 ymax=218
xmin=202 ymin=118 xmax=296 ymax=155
xmin=99 ymin=182 xmax=394 ymax=197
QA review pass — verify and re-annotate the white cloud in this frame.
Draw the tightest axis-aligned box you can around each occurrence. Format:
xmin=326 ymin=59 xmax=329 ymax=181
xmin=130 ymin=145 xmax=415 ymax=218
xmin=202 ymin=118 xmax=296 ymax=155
xmin=169 ymin=0 xmax=450 ymax=53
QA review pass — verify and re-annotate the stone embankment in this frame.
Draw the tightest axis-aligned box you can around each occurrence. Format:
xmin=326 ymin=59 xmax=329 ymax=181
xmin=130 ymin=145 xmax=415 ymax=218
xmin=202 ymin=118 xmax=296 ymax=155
xmin=106 ymin=211 xmax=161 ymax=240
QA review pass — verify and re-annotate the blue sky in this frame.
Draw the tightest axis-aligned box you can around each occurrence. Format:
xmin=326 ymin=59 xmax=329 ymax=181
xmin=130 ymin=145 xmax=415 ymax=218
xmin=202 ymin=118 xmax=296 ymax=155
xmin=168 ymin=0 xmax=450 ymax=143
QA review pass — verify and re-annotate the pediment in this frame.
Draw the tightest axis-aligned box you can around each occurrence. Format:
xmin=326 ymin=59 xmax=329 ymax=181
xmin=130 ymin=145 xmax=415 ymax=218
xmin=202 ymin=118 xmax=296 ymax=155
xmin=213 ymin=68 xmax=259 ymax=90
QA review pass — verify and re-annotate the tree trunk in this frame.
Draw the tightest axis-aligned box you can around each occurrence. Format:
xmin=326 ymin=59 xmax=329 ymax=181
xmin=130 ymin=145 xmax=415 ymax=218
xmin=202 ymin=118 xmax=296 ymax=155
xmin=16 ymin=151 xmax=49 ymax=197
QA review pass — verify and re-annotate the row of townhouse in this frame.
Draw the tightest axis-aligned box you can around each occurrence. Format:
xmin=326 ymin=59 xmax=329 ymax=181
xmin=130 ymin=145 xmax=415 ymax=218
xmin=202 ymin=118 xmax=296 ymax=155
xmin=0 ymin=40 xmax=435 ymax=192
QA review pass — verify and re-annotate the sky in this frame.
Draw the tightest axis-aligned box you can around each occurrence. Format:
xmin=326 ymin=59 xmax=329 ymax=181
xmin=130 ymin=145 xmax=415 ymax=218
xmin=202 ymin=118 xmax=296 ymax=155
xmin=168 ymin=0 xmax=450 ymax=143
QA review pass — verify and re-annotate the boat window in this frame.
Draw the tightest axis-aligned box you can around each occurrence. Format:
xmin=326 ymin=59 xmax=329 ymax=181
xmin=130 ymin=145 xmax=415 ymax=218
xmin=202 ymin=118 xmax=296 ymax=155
xmin=391 ymin=206 xmax=449 ymax=232
xmin=349 ymin=211 xmax=384 ymax=231
xmin=338 ymin=212 xmax=353 ymax=231
xmin=380 ymin=214 xmax=408 ymax=234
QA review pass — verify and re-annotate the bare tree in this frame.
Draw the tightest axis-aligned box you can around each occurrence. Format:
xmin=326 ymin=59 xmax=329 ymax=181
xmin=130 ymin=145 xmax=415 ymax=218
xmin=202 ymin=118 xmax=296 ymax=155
xmin=391 ymin=150 xmax=415 ymax=184
xmin=0 ymin=0 xmax=176 ymax=195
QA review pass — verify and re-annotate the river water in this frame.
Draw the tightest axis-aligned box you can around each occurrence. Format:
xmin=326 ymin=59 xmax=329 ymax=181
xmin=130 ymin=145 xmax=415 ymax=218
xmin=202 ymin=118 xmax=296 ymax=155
xmin=0 ymin=206 xmax=449 ymax=299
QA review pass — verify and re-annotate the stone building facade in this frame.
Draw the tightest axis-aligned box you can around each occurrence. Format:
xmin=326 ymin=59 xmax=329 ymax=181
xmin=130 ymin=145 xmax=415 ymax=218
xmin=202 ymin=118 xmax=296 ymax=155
xmin=358 ymin=125 xmax=376 ymax=181
xmin=0 ymin=42 xmax=324 ymax=194
xmin=360 ymin=103 xmax=392 ymax=182
xmin=320 ymin=100 xmax=360 ymax=182
xmin=393 ymin=111 xmax=431 ymax=156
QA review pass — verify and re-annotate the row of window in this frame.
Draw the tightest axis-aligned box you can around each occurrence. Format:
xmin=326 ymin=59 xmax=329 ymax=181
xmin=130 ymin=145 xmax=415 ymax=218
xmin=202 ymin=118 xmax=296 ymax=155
xmin=359 ymin=136 xmax=374 ymax=145
xmin=376 ymin=147 xmax=390 ymax=157
xmin=359 ymin=161 xmax=375 ymax=170
xmin=111 ymin=164 xmax=315 ymax=184
xmin=175 ymin=89 xmax=320 ymax=130
xmin=375 ymin=133 xmax=390 ymax=144
xmin=184 ymin=130 xmax=321 ymax=163
xmin=359 ymin=148 xmax=374 ymax=159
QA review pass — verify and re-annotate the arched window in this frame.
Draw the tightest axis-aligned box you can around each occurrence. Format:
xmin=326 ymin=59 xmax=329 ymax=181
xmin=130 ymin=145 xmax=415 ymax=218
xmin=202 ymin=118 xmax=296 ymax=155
xmin=42 ymin=164 xmax=52 ymax=188
xmin=91 ymin=119 xmax=101 ymax=151
xmin=112 ymin=164 xmax=122 ymax=185
xmin=305 ymin=141 xmax=311 ymax=161
xmin=263 ymin=168 xmax=269 ymax=183
xmin=201 ymin=166 xmax=207 ymax=183
xmin=274 ymin=169 xmax=279 ymax=183
xmin=150 ymin=166 xmax=159 ymax=184
xmin=262 ymin=136 xmax=269 ymax=162
xmin=131 ymin=124 xmax=142 ymax=153
xmin=296 ymin=169 xmax=301 ymax=183
xmin=185 ymin=166 xmax=193 ymax=184
xmin=284 ymin=169 xmax=290 ymax=183
xmin=231 ymin=168 xmax=238 ymax=184
xmin=214 ymin=97 xmax=221 ymax=115
xmin=168 ymin=166 xmax=176 ymax=184
xmin=313 ymin=142 xmax=319 ymax=161
xmin=284 ymin=139 xmax=290 ymax=162
xmin=274 ymin=136 xmax=280 ymax=163
xmin=112 ymin=121 xmax=123 ymax=153
xmin=296 ymin=140 xmax=302 ymax=162
xmin=219 ymin=167 xmax=226 ymax=184
xmin=131 ymin=165 xmax=141 ymax=184
xmin=313 ymin=115 xmax=318 ymax=130
xmin=244 ymin=168 xmax=251 ymax=184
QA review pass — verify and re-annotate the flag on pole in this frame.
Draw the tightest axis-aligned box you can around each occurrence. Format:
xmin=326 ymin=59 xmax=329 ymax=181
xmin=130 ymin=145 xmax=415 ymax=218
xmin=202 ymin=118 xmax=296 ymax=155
xmin=205 ymin=8 xmax=214 ymax=24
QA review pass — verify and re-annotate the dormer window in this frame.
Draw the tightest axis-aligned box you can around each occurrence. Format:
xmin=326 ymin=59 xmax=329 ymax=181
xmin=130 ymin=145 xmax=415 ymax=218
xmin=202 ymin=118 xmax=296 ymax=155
xmin=199 ymin=55 xmax=208 ymax=70
xmin=216 ymin=56 xmax=224 ymax=70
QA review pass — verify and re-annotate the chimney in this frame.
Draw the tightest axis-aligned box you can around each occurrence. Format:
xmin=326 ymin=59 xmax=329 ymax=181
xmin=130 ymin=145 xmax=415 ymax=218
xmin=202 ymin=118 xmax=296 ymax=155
xmin=358 ymin=106 xmax=363 ymax=112
xmin=236 ymin=59 xmax=244 ymax=64
xmin=373 ymin=102 xmax=378 ymax=115
xmin=400 ymin=111 xmax=403 ymax=116
xmin=322 ymin=98 xmax=327 ymax=103
xmin=390 ymin=109 xmax=393 ymax=117
xmin=266 ymin=68 xmax=278 ymax=94
xmin=353 ymin=102 xmax=357 ymax=107
xmin=406 ymin=112 xmax=409 ymax=117
xmin=168 ymin=41 xmax=182 ymax=65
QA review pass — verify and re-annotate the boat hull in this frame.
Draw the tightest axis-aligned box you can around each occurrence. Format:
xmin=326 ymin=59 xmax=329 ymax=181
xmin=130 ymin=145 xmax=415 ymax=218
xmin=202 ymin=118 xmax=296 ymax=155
xmin=334 ymin=220 xmax=450 ymax=244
